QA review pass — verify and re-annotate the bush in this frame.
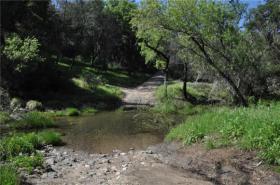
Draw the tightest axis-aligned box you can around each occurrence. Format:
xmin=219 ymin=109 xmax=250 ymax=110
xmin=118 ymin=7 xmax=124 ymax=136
xmin=0 ymin=111 xmax=11 ymax=124
xmin=9 ymin=153 xmax=43 ymax=172
xmin=65 ymin=107 xmax=80 ymax=116
xmin=13 ymin=111 xmax=55 ymax=129
xmin=166 ymin=102 xmax=280 ymax=165
xmin=0 ymin=164 xmax=20 ymax=185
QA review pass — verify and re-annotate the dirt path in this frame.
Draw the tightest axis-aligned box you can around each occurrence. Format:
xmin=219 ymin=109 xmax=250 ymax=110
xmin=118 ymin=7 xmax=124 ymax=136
xmin=122 ymin=72 xmax=164 ymax=107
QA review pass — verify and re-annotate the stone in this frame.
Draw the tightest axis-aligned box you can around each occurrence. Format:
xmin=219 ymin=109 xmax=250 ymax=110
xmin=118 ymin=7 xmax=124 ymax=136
xmin=26 ymin=100 xmax=43 ymax=111
xmin=10 ymin=97 xmax=23 ymax=110
xmin=45 ymin=158 xmax=55 ymax=165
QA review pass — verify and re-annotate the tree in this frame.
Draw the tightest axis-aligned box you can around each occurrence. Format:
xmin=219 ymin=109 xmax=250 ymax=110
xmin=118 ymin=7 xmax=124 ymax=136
xmin=161 ymin=0 xmax=249 ymax=106
xmin=131 ymin=0 xmax=173 ymax=97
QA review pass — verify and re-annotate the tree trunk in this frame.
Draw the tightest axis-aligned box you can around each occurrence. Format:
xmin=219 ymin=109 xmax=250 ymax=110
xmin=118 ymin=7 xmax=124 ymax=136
xmin=182 ymin=63 xmax=198 ymax=104
xmin=164 ymin=61 xmax=169 ymax=98
xmin=190 ymin=37 xmax=248 ymax=107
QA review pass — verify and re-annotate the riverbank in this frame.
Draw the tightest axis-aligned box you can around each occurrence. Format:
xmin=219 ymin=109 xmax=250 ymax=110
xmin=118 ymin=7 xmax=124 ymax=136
xmin=22 ymin=142 xmax=280 ymax=185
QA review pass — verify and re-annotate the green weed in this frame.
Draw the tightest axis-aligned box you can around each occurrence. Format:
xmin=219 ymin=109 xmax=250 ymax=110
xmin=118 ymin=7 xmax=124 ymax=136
xmin=9 ymin=153 xmax=43 ymax=172
xmin=0 ymin=164 xmax=20 ymax=185
xmin=13 ymin=111 xmax=55 ymax=129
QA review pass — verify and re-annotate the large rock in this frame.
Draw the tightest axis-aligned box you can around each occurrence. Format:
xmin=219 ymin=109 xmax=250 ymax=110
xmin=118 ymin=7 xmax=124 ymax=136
xmin=10 ymin=97 xmax=23 ymax=110
xmin=26 ymin=100 xmax=43 ymax=111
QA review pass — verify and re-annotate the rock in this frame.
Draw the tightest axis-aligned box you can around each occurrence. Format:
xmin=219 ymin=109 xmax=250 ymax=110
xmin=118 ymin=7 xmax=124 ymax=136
xmin=111 ymin=166 xmax=117 ymax=172
xmin=120 ymin=152 xmax=126 ymax=156
xmin=45 ymin=158 xmax=55 ymax=165
xmin=10 ymin=97 xmax=23 ymax=110
xmin=26 ymin=100 xmax=43 ymax=111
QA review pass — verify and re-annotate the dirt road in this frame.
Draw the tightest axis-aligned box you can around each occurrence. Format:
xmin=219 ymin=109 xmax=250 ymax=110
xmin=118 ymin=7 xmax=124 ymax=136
xmin=122 ymin=72 xmax=164 ymax=107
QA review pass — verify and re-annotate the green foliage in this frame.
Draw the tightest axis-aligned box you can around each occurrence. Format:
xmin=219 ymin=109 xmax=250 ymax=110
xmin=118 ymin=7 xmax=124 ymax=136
xmin=0 ymin=164 xmax=20 ymax=185
xmin=0 ymin=111 xmax=11 ymax=124
xmin=3 ymin=33 xmax=40 ymax=62
xmin=13 ymin=111 xmax=55 ymax=129
xmin=167 ymin=102 xmax=280 ymax=165
xmin=9 ymin=153 xmax=43 ymax=172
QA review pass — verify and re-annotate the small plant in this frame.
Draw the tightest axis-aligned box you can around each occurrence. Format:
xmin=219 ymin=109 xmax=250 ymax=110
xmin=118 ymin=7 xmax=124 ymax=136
xmin=9 ymin=153 xmax=43 ymax=173
xmin=65 ymin=107 xmax=80 ymax=116
xmin=13 ymin=111 xmax=55 ymax=129
xmin=0 ymin=164 xmax=20 ymax=185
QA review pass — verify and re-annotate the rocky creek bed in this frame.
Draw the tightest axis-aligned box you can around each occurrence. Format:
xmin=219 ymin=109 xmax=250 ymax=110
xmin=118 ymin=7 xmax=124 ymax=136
xmin=22 ymin=142 xmax=280 ymax=185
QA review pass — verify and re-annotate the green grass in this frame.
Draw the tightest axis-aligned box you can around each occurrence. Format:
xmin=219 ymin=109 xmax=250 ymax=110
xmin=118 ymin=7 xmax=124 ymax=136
xmin=13 ymin=111 xmax=55 ymax=129
xmin=0 ymin=164 xmax=20 ymax=185
xmin=37 ymin=131 xmax=63 ymax=146
xmin=166 ymin=102 xmax=280 ymax=165
xmin=0 ymin=131 xmax=62 ymax=160
xmin=0 ymin=111 xmax=11 ymax=124
xmin=9 ymin=153 xmax=43 ymax=172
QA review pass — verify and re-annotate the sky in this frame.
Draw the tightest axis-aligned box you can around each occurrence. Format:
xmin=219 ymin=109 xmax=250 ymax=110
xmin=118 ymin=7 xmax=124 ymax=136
xmin=241 ymin=0 xmax=265 ymax=9
xmin=51 ymin=0 xmax=265 ymax=9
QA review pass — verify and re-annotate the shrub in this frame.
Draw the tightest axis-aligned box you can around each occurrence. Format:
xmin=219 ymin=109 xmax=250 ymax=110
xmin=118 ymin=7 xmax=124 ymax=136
xmin=65 ymin=107 xmax=80 ymax=116
xmin=13 ymin=111 xmax=55 ymax=129
xmin=0 ymin=111 xmax=11 ymax=124
xmin=0 ymin=164 xmax=20 ymax=185
xmin=9 ymin=153 xmax=43 ymax=172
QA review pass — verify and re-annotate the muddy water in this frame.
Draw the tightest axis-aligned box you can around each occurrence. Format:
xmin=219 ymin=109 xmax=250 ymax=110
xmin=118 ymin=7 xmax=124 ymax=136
xmin=55 ymin=110 xmax=173 ymax=153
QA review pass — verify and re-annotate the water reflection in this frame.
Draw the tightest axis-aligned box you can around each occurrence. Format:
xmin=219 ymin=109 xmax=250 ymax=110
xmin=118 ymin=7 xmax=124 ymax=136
xmin=55 ymin=110 xmax=169 ymax=153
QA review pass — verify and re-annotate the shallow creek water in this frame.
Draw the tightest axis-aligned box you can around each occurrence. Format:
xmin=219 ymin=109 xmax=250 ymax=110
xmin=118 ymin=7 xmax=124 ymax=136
xmin=54 ymin=110 xmax=174 ymax=153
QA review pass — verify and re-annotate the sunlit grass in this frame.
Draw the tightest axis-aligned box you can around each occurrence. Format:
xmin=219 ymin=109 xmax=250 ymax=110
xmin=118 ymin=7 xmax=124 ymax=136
xmin=13 ymin=111 xmax=55 ymax=129
xmin=166 ymin=102 xmax=280 ymax=165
